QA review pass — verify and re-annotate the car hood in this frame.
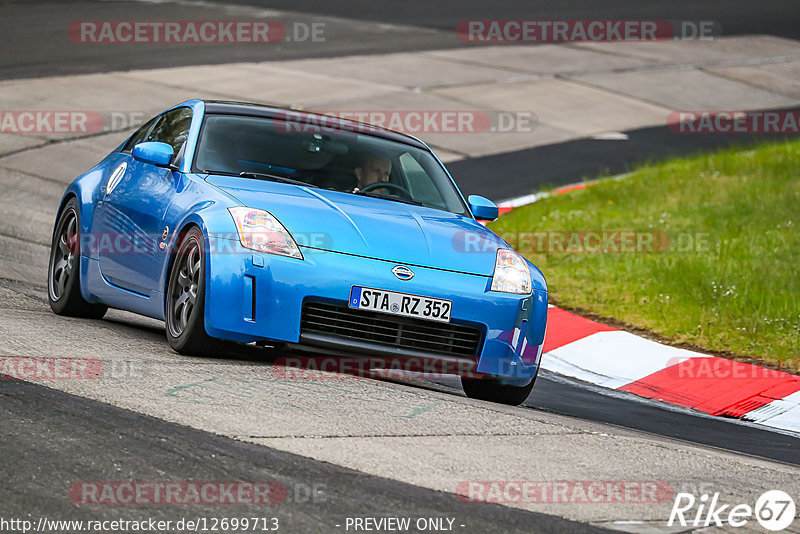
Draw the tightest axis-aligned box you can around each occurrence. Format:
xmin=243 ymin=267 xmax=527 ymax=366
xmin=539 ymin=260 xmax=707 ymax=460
xmin=207 ymin=175 xmax=507 ymax=276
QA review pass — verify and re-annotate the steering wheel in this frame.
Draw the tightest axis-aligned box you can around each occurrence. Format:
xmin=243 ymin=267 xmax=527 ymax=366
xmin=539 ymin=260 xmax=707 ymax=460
xmin=359 ymin=182 xmax=413 ymax=200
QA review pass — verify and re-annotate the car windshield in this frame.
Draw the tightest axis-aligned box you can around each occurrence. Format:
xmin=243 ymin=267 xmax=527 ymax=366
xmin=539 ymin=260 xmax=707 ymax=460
xmin=193 ymin=113 xmax=468 ymax=215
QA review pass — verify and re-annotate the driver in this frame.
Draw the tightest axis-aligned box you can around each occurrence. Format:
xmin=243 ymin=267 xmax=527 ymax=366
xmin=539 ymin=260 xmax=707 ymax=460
xmin=354 ymin=153 xmax=392 ymax=190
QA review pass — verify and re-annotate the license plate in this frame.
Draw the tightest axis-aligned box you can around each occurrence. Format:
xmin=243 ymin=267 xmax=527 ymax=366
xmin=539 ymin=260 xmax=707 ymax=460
xmin=349 ymin=286 xmax=452 ymax=323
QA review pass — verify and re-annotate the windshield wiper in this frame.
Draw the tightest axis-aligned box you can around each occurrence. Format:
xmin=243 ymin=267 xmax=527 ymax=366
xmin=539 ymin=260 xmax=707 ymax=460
xmin=353 ymin=190 xmax=423 ymax=207
xmin=200 ymin=169 xmax=318 ymax=187
xmin=239 ymin=171 xmax=318 ymax=188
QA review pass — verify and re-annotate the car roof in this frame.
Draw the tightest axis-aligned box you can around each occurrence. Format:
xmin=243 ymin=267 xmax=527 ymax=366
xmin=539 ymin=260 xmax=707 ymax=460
xmin=201 ymin=100 xmax=429 ymax=151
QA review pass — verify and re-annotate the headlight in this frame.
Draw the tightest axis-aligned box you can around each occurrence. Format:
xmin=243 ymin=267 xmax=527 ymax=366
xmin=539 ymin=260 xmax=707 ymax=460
xmin=228 ymin=207 xmax=303 ymax=260
xmin=490 ymin=249 xmax=531 ymax=294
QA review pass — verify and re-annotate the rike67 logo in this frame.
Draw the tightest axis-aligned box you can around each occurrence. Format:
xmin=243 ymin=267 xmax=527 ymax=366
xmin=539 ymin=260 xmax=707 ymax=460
xmin=669 ymin=490 xmax=796 ymax=531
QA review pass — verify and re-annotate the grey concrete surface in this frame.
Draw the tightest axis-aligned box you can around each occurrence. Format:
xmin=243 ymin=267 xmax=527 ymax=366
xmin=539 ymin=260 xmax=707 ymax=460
xmin=707 ymin=60 xmax=800 ymax=99
xmin=570 ymin=68 xmax=798 ymax=111
xmin=425 ymin=45 xmax=655 ymax=76
xmin=572 ymin=35 xmax=800 ymax=67
xmin=3 ymin=35 xmax=799 ymax=173
xmin=431 ymin=78 xmax=671 ymax=136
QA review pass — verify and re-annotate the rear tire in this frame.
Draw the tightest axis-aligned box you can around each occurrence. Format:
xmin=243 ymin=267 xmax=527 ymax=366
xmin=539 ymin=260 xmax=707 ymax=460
xmin=48 ymin=198 xmax=107 ymax=319
xmin=165 ymin=226 xmax=227 ymax=356
xmin=461 ymin=373 xmax=537 ymax=406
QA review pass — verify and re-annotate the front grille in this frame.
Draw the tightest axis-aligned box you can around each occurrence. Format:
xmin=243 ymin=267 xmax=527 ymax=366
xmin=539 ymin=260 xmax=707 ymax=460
xmin=301 ymin=301 xmax=483 ymax=358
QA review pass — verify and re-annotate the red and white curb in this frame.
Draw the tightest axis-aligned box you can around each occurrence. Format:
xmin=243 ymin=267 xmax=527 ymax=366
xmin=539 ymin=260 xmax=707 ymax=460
xmin=497 ymin=182 xmax=599 ymax=216
xmin=541 ymin=306 xmax=800 ymax=434
xmin=496 ymin=183 xmax=800 ymax=434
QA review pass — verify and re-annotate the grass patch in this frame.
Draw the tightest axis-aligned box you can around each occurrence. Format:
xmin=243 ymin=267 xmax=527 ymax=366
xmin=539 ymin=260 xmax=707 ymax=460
xmin=490 ymin=139 xmax=800 ymax=368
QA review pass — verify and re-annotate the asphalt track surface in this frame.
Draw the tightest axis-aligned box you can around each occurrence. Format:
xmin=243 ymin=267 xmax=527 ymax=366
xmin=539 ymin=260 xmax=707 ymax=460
xmin=527 ymin=373 xmax=800 ymax=465
xmin=2 ymin=1 xmax=800 ymax=531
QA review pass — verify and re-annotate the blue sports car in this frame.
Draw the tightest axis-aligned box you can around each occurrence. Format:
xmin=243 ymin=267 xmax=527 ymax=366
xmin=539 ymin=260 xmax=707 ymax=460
xmin=48 ymin=100 xmax=548 ymax=405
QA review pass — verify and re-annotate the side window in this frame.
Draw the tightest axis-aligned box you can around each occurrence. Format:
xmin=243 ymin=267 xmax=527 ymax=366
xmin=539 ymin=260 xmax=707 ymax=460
xmin=145 ymin=107 xmax=193 ymax=158
xmin=122 ymin=116 xmax=158 ymax=152
xmin=398 ymin=152 xmax=446 ymax=208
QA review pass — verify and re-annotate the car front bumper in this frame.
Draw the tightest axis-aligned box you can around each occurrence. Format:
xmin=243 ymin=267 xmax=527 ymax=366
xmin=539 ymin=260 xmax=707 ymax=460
xmin=203 ymin=238 xmax=548 ymax=380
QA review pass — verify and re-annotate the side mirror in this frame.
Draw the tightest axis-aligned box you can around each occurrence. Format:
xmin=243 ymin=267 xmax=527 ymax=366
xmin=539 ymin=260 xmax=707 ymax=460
xmin=468 ymin=195 xmax=499 ymax=221
xmin=132 ymin=141 xmax=174 ymax=167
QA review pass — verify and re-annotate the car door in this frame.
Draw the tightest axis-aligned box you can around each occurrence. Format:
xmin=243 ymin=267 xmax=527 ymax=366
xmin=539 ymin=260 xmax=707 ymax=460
xmin=94 ymin=107 xmax=193 ymax=295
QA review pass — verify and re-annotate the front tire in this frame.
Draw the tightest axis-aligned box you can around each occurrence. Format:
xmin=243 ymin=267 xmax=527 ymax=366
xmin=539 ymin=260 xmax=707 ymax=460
xmin=461 ymin=373 xmax=537 ymax=406
xmin=48 ymin=198 xmax=107 ymax=319
xmin=165 ymin=226 xmax=226 ymax=356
